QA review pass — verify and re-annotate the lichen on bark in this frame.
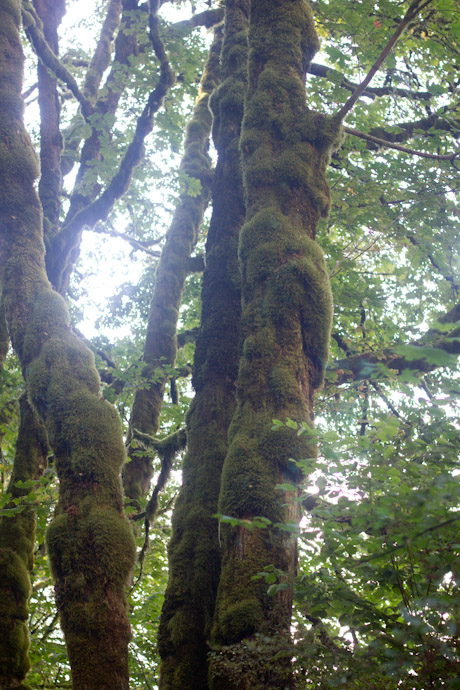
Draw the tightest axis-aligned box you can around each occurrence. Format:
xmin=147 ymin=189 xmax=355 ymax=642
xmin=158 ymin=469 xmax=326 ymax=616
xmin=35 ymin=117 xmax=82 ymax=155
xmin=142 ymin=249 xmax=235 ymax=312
xmin=209 ymin=1 xmax=341 ymax=688
xmin=0 ymin=2 xmax=136 ymax=688
xmin=158 ymin=2 xmax=248 ymax=688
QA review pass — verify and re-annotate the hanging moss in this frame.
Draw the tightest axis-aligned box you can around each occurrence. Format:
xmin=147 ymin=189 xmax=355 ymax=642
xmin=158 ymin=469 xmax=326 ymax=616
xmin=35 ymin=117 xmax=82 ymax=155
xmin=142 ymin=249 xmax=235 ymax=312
xmin=0 ymin=3 xmax=136 ymax=688
xmin=210 ymin=1 xmax=341 ymax=687
xmin=159 ymin=3 xmax=249 ymax=689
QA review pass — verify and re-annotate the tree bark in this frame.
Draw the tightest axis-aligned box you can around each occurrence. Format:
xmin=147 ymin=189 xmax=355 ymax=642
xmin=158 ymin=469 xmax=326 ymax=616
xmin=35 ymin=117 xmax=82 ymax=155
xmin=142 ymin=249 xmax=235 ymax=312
xmin=0 ymin=395 xmax=48 ymax=690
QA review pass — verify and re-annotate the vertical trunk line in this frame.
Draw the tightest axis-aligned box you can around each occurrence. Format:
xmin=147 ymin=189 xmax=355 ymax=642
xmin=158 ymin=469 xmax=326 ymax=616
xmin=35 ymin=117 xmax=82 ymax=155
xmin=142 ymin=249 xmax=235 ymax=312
xmin=34 ymin=0 xmax=65 ymax=241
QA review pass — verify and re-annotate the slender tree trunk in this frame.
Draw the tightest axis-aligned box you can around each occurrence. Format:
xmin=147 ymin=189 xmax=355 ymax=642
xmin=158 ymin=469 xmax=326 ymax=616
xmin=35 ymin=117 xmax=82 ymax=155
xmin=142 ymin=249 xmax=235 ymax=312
xmin=123 ymin=31 xmax=222 ymax=507
xmin=0 ymin=3 xmax=136 ymax=688
xmin=209 ymin=1 xmax=341 ymax=688
xmin=0 ymin=395 xmax=48 ymax=690
xmin=34 ymin=0 xmax=65 ymax=239
xmin=158 ymin=3 xmax=249 ymax=687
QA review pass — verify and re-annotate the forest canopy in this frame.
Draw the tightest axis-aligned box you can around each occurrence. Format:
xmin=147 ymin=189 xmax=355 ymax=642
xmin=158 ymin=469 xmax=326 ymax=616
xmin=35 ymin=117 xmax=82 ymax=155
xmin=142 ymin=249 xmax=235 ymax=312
xmin=0 ymin=0 xmax=459 ymax=689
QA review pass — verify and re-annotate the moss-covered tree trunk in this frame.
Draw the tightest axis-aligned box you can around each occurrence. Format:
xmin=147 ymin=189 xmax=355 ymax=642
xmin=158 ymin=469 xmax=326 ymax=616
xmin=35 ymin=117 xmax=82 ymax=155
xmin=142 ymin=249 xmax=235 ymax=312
xmin=0 ymin=395 xmax=48 ymax=690
xmin=209 ymin=1 xmax=341 ymax=688
xmin=0 ymin=3 xmax=136 ymax=688
xmin=123 ymin=32 xmax=221 ymax=507
xmin=158 ymin=3 xmax=248 ymax=688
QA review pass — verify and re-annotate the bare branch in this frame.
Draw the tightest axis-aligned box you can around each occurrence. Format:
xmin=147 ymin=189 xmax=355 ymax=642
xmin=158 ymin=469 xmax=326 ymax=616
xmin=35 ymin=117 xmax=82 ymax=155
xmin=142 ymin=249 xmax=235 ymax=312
xmin=328 ymin=302 xmax=460 ymax=386
xmin=92 ymin=221 xmax=162 ymax=257
xmin=168 ymin=7 xmax=224 ymax=33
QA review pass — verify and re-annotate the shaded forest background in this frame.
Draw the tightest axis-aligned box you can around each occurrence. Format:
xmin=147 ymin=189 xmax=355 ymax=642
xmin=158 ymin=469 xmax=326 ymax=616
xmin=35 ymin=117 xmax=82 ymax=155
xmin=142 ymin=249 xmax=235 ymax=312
xmin=1 ymin=0 xmax=460 ymax=688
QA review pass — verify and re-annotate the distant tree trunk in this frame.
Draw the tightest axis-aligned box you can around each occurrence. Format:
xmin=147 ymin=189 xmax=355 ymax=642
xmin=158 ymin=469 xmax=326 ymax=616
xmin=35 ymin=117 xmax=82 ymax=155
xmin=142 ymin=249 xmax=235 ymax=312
xmin=209 ymin=1 xmax=340 ymax=687
xmin=158 ymin=2 xmax=249 ymax=687
xmin=0 ymin=3 xmax=136 ymax=688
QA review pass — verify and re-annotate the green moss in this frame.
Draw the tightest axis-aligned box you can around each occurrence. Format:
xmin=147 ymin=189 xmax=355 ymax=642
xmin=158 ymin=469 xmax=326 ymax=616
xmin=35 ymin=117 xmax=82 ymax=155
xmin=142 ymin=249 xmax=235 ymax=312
xmin=219 ymin=598 xmax=264 ymax=643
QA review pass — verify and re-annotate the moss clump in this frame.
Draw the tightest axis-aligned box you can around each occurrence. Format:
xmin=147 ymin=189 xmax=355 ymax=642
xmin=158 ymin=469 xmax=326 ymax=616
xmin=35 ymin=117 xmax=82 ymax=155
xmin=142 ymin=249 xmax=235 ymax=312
xmin=219 ymin=598 xmax=264 ymax=643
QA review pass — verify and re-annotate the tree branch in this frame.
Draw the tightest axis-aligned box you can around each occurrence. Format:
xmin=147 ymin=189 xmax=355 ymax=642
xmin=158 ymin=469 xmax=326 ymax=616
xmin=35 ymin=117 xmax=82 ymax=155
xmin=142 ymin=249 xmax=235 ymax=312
xmin=22 ymin=1 xmax=94 ymax=119
xmin=177 ymin=327 xmax=199 ymax=348
xmin=344 ymin=126 xmax=459 ymax=161
xmin=48 ymin=2 xmax=175 ymax=293
xmin=168 ymin=7 xmax=224 ymax=33
xmin=309 ymin=62 xmax=432 ymax=102
xmin=328 ymin=301 xmax=460 ymax=385
xmin=83 ymin=0 xmax=122 ymax=100
xmin=336 ymin=0 xmax=435 ymax=121
xmin=34 ymin=0 xmax=65 ymax=241
xmin=92 ymin=221 xmax=162 ymax=257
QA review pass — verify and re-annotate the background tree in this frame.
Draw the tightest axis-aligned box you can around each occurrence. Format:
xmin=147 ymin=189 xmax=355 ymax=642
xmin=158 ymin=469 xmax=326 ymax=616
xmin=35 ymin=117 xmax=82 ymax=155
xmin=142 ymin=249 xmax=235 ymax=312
xmin=0 ymin=0 xmax=459 ymax=689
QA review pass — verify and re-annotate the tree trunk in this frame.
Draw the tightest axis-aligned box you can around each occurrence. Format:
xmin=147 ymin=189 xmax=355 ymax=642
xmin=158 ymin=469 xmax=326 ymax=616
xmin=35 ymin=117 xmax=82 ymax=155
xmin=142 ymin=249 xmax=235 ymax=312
xmin=158 ymin=2 xmax=249 ymax=687
xmin=123 ymin=30 xmax=221 ymax=507
xmin=209 ymin=1 xmax=341 ymax=687
xmin=0 ymin=3 xmax=136 ymax=688
xmin=0 ymin=395 xmax=48 ymax=690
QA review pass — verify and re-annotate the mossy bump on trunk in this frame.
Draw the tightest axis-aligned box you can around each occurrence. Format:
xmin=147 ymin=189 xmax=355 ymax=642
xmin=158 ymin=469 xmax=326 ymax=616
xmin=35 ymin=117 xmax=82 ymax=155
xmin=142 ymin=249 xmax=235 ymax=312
xmin=210 ymin=1 xmax=341 ymax=687
xmin=158 ymin=3 xmax=248 ymax=688
xmin=0 ymin=3 xmax=136 ymax=688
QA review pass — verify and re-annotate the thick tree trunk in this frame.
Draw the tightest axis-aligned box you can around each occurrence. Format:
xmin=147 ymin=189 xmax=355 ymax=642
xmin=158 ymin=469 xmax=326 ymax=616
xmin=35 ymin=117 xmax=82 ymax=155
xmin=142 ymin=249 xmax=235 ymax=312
xmin=0 ymin=3 xmax=136 ymax=688
xmin=209 ymin=1 xmax=341 ymax=688
xmin=158 ymin=3 xmax=249 ymax=687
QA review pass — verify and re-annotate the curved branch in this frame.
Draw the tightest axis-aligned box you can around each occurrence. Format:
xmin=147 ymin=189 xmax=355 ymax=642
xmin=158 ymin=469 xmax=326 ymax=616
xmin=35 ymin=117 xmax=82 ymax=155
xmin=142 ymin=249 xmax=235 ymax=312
xmin=48 ymin=4 xmax=175 ymax=293
xmin=22 ymin=1 xmax=94 ymax=119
